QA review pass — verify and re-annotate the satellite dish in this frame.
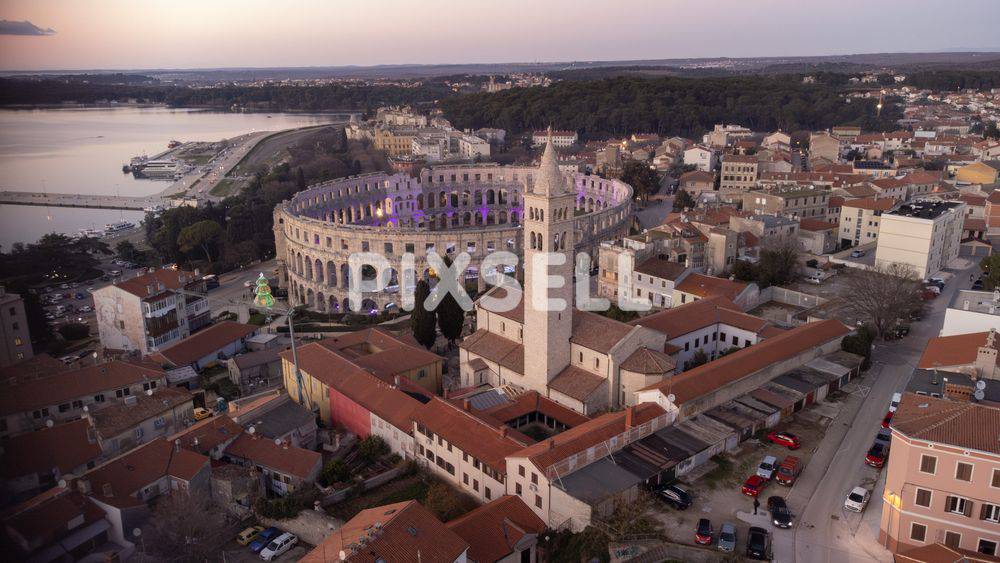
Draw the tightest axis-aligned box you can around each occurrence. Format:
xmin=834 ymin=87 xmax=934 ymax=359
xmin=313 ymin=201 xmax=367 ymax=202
xmin=248 ymin=426 xmax=256 ymax=435
xmin=977 ymin=380 xmax=987 ymax=390
xmin=46 ymin=419 xmax=54 ymax=428
xmin=146 ymin=389 xmax=153 ymax=396
xmin=274 ymin=438 xmax=282 ymax=446
xmin=666 ymin=394 xmax=676 ymax=404
xmin=82 ymin=405 xmax=89 ymax=413
xmin=58 ymin=479 xmax=67 ymax=488
xmin=974 ymin=390 xmax=986 ymax=401
xmin=339 ymin=551 xmax=347 ymax=562
xmin=133 ymin=528 xmax=142 ymax=538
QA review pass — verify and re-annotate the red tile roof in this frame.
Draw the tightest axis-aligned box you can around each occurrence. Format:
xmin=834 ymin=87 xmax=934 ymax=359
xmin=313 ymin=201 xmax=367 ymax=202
xmin=75 ymin=437 xmax=209 ymax=508
xmin=90 ymin=386 xmax=193 ymax=438
xmin=632 ymin=295 xmax=766 ymax=339
xmin=413 ymin=398 xmax=531 ymax=475
xmin=674 ymin=274 xmax=749 ymax=303
xmin=634 ymin=258 xmax=688 ymax=281
xmin=445 ymin=496 xmax=546 ymax=563
xmin=512 ymin=403 xmax=666 ymax=473
xmin=892 ymin=393 xmax=1000 ymax=456
xmin=547 ymin=365 xmax=607 ymax=401
xmin=918 ymin=331 xmax=997 ymax=370
xmin=223 ymin=432 xmax=321 ymax=479
xmin=620 ymin=347 xmax=676 ymax=375
xmin=0 ymin=360 xmax=165 ymax=416
xmin=570 ymin=311 xmax=635 ymax=354
xmin=799 ymin=218 xmax=838 ymax=232
xmin=153 ymin=321 xmax=258 ymax=367
xmin=0 ymin=419 xmax=101 ymax=479
xmin=640 ymin=319 xmax=850 ymax=403
xmin=316 ymin=328 xmax=443 ymax=379
xmin=301 ymin=500 xmax=469 ymax=563
xmin=168 ymin=414 xmax=243 ymax=456
xmin=110 ymin=268 xmax=200 ymax=299
xmin=2 ymin=488 xmax=107 ymax=551
xmin=480 ymin=390 xmax=591 ymax=427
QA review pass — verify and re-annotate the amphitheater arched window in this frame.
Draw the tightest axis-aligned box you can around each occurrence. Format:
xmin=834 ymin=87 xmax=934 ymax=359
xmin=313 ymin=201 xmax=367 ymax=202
xmin=463 ymin=212 xmax=471 ymax=226
xmin=462 ymin=191 xmax=471 ymax=206
xmin=452 ymin=214 xmax=460 ymax=227
xmin=439 ymin=191 xmax=447 ymax=208
xmin=487 ymin=189 xmax=495 ymax=205
xmin=487 ymin=212 xmax=495 ymax=226
xmin=530 ymin=232 xmax=537 ymax=250
xmin=314 ymin=259 xmax=324 ymax=283
xmin=499 ymin=211 xmax=508 ymax=224
xmin=450 ymin=192 xmax=459 ymax=207
xmin=327 ymin=261 xmax=337 ymax=287
xmin=296 ymin=253 xmax=304 ymax=275
xmin=417 ymin=194 xmax=424 ymax=210
xmin=499 ymin=190 xmax=507 ymax=205
xmin=475 ymin=190 xmax=483 ymax=204
xmin=341 ymin=264 xmax=350 ymax=289
xmin=316 ymin=292 xmax=326 ymax=312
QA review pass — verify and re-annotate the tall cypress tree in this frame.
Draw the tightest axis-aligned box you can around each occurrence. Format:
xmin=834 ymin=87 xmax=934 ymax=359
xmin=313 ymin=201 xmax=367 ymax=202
xmin=411 ymin=279 xmax=437 ymax=349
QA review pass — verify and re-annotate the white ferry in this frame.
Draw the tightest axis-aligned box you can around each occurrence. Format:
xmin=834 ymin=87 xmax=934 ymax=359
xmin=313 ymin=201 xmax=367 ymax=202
xmin=104 ymin=221 xmax=136 ymax=235
xmin=137 ymin=159 xmax=179 ymax=179
xmin=78 ymin=228 xmax=103 ymax=238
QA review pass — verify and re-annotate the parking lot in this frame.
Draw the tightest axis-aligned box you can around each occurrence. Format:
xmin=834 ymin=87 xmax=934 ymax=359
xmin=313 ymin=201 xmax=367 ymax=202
xmin=648 ymin=393 xmax=854 ymax=556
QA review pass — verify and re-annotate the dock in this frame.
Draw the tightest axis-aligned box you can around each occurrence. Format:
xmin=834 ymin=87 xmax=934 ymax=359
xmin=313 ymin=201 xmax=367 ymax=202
xmin=0 ymin=191 xmax=167 ymax=211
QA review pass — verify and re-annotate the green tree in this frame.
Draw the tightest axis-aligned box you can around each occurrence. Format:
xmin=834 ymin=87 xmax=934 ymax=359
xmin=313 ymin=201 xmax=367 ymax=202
xmin=423 ymin=482 xmax=466 ymax=521
xmin=981 ymin=254 xmax=1000 ymax=290
xmin=756 ymin=242 xmax=799 ymax=288
xmin=619 ymin=160 xmax=660 ymax=203
xmin=673 ymin=189 xmax=696 ymax=211
xmin=296 ymin=166 xmax=306 ymax=191
xmin=436 ymin=287 xmax=465 ymax=346
xmin=115 ymin=240 xmax=140 ymax=262
xmin=177 ymin=220 xmax=223 ymax=263
xmin=358 ymin=436 xmax=390 ymax=462
xmin=410 ymin=279 xmax=437 ymax=349
xmin=683 ymin=349 xmax=709 ymax=371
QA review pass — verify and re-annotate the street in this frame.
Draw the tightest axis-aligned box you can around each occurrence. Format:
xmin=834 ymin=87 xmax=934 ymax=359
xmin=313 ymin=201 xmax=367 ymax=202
xmin=783 ymin=260 xmax=980 ymax=563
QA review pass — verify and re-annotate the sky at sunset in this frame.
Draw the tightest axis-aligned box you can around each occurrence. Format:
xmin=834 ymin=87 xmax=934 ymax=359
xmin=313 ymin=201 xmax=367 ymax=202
xmin=1 ymin=0 xmax=998 ymax=71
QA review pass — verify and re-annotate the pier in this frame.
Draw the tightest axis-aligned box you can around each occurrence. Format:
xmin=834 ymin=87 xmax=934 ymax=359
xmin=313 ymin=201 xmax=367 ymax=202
xmin=0 ymin=191 xmax=167 ymax=211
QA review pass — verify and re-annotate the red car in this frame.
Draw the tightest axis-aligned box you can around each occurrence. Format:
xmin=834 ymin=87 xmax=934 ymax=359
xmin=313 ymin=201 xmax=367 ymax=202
xmin=881 ymin=411 xmax=894 ymax=429
xmin=742 ymin=475 xmax=769 ymax=497
xmin=865 ymin=443 xmax=887 ymax=468
xmin=695 ymin=518 xmax=713 ymax=545
xmin=766 ymin=431 xmax=801 ymax=450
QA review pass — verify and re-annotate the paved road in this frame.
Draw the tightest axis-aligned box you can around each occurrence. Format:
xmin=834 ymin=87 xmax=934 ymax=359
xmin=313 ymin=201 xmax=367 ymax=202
xmin=783 ymin=261 xmax=979 ymax=563
xmin=202 ymin=260 xmax=279 ymax=316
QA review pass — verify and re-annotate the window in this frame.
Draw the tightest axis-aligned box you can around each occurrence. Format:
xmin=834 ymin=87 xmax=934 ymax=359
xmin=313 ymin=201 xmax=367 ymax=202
xmin=58 ymin=403 xmax=70 ymax=413
xmin=956 ymin=462 xmax=973 ymax=482
xmin=946 ymin=495 xmax=972 ymax=517
xmin=731 ymin=335 xmax=738 ymax=345
xmin=463 ymin=473 xmax=469 ymax=485
xmin=516 ymin=483 xmax=522 ymax=495
xmin=473 ymin=479 xmax=479 ymax=492
xmin=992 ymin=469 xmax=1000 ymax=488
xmin=531 ymin=473 xmax=538 ymax=485
xmin=919 ymin=454 xmax=937 ymax=474
xmin=914 ymin=488 xmax=932 ymax=508
xmin=535 ymin=495 xmax=542 ymax=508
xmin=982 ymin=503 xmax=1000 ymax=523
xmin=910 ymin=522 xmax=927 ymax=543
xmin=519 ymin=465 xmax=525 ymax=477
xmin=944 ymin=531 xmax=961 ymax=549
xmin=485 ymin=487 xmax=491 ymax=500
xmin=980 ymin=539 xmax=998 ymax=556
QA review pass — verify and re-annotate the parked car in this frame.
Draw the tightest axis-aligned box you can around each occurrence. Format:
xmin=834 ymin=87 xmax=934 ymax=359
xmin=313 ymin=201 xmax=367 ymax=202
xmin=889 ymin=392 xmax=902 ymax=412
xmin=775 ymin=456 xmax=802 ymax=486
xmin=75 ymin=292 xmax=86 ymax=300
xmin=79 ymin=305 xmax=93 ymax=312
xmin=768 ymin=496 xmax=793 ymax=528
xmin=756 ymin=455 xmax=778 ymax=480
xmin=875 ymin=428 xmax=892 ymax=447
xmin=746 ymin=526 xmax=770 ymax=560
xmin=973 ymin=279 xmax=985 ymax=290
xmin=718 ymin=522 xmax=736 ymax=552
xmin=742 ymin=475 xmax=768 ymax=497
xmin=655 ymin=484 xmax=692 ymax=510
xmin=58 ymin=355 xmax=77 ymax=364
xmin=694 ymin=518 xmax=713 ymax=545
xmin=237 ymin=526 xmax=265 ymax=546
xmin=850 ymin=249 xmax=866 ymax=258
xmin=844 ymin=486 xmax=871 ymax=512
xmin=249 ymin=527 xmax=281 ymax=553
xmin=260 ymin=532 xmax=298 ymax=561
xmin=865 ymin=442 xmax=887 ymax=468
xmin=193 ymin=407 xmax=213 ymax=421
xmin=881 ymin=410 xmax=894 ymax=428
xmin=766 ymin=431 xmax=801 ymax=450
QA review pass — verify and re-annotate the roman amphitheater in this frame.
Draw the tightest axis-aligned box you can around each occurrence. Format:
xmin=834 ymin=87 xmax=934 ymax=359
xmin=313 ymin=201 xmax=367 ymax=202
xmin=274 ymin=162 xmax=633 ymax=313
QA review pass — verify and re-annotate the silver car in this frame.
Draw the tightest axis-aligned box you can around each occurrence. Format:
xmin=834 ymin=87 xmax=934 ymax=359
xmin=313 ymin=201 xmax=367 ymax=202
xmin=718 ymin=521 xmax=737 ymax=552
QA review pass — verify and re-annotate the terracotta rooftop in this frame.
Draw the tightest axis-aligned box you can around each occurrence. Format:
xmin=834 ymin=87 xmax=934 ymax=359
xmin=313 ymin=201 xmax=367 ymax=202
xmin=841 ymin=197 xmax=896 ymax=212
xmin=632 ymin=295 xmax=766 ymax=339
xmin=0 ymin=360 xmax=164 ymax=417
xmin=2 ymin=487 xmax=107 ymax=554
xmin=301 ymin=500 xmax=469 ymax=563
xmin=445 ymin=495 xmax=546 ymax=563
xmin=459 ymin=329 xmax=525 ymax=374
xmin=620 ymin=347 xmax=676 ymax=375
xmin=918 ymin=331 xmax=998 ymax=370
xmin=640 ymin=319 xmax=850 ymax=403
xmin=674 ymin=273 xmax=749 ymax=302
xmin=0 ymin=418 xmax=101 ymax=480
xmin=109 ymin=268 xmax=200 ymax=299
xmin=153 ymin=321 xmax=258 ymax=367
xmin=168 ymin=414 xmax=243 ymax=456
xmin=315 ymin=327 xmax=443 ymax=379
xmin=480 ymin=390 xmax=591 ymax=427
xmin=75 ymin=437 xmax=208 ymax=508
xmin=799 ymin=218 xmax=838 ymax=232
xmin=634 ymin=257 xmax=688 ymax=281
xmin=513 ymin=403 xmax=666 ymax=473
xmin=90 ymin=386 xmax=193 ymax=439
xmin=0 ymin=353 xmax=70 ymax=384
xmin=724 ymin=154 xmax=757 ymax=164
xmin=413 ymin=397 xmax=531 ymax=475
xmin=548 ymin=365 xmax=608 ymax=401
xmin=478 ymin=285 xmax=525 ymax=323
xmin=224 ymin=432 xmax=321 ymax=479
xmin=570 ymin=311 xmax=634 ymax=354
xmin=892 ymin=393 xmax=1000 ymax=456
xmin=679 ymin=170 xmax=716 ymax=183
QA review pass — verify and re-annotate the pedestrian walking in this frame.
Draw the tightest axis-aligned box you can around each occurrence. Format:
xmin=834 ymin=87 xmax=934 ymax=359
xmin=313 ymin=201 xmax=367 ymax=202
xmin=753 ymin=497 xmax=760 ymax=515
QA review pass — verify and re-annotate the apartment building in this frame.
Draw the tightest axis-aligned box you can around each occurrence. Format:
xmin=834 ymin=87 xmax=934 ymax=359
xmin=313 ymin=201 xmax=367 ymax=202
xmin=943 ymin=291 xmax=1000 ymax=336
xmin=0 ymin=286 xmax=32 ymax=367
xmin=874 ymin=201 xmax=966 ymax=278
xmin=719 ymin=154 xmax=759 ymax=194
xmin=704 ymin=124 xmax=753 ymax=148
xmin=838 ymin=197 xmax=897 ymax=248
xmin=456 ymin=133 xmax=491 ymax=159
xmin=879 ymin=393 xmax=1000 ymax=558
xmin=85 ymin=386 xmax=195 ymax=457
xmin=678 ymin=170 xmax=716 ymax=196
xmin=532 ymin=129 xmax=577 ymax=148
xmin=809 ymin=133 xmax=842 ymax=164
xmin=683 ymin=145 xmax=717 ymax=172
xmin=374 ymin=126 xmax=420 ymax=157
xmin=742 ymin=185 xmax=830 ymax=220
xmin=93 ymin=268 xmax=210 ymax=356
xmin=632 ymin=257 xmax=691 ymax=309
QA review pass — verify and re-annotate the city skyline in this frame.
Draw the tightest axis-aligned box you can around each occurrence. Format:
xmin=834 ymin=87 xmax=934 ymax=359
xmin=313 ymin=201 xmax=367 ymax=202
xmin=1 ymin=0 xmax=999 ymax=71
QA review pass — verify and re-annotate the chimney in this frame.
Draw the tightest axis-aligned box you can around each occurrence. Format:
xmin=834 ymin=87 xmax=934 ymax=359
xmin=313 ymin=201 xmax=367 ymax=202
xmin=174 ymin=439 xmax=181 ymax=453
xmin=462 ymin=399 xmax=471 ymax=411
xmin=625 ymin=406 xmax=635 ymax=429
xmin=393 ymin=375 xmax=402 ymax=388
xmin=282 ymin=441 xmax=289 ymax=449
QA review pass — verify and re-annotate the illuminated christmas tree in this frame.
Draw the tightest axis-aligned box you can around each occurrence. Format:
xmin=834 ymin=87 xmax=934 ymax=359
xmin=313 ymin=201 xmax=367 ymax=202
xmin=252 ymin=273 xmax=274 ymax=309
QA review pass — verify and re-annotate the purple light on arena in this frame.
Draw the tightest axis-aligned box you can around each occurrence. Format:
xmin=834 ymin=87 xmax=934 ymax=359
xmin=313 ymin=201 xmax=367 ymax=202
xmin=479 ymin=205 xmax=489 ymax=223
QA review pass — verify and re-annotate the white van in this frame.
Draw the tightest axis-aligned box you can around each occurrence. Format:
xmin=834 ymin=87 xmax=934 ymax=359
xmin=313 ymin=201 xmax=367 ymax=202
xmin=259 ymin=532 xmax=297 ymax=561
xmin=889 ymin=392 xmax=902 ymax=412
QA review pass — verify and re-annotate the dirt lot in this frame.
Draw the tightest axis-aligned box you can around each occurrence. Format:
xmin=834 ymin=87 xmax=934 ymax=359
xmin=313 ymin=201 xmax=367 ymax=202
xmin=648 ymin=396 xmax=847 ymax=555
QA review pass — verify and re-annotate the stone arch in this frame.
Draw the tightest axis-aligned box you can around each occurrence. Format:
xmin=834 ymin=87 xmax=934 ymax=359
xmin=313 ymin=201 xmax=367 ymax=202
xmin=417 ymin=193 xmax=425 ymax=210
xmin=306 ymin=288 xmax=315 ymax=308
xmin=499 ymin=210 xmax=508 ymax=224
xmin=342 ymin=297 xmax=351 ymax=312
xmin=487 ymin=189 xmax=496 ymax=205
xmin=304 ymin=256 xmax=314 ymax=280
xmin=439 ymin=191 xmax=448 ymax=207
xmin=314 ymin=259 xmax=324 ymax=283
xmin=327 ymin=261 xmax=337 ymax=287
xmin=463 ymin=211 xmax=472 ymax=226
xmin=361 ymin=298 xmax=377 ymax=313
xmin=329 ymin=295 xmax=339 ymax=312
xmin=316 ymin=292 xmax=326 ymax=311
xmin=438 ymin=215 xmax=447 ymax=230
xmin=341 ymin=263 xmax=350 ymax=289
